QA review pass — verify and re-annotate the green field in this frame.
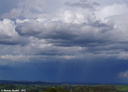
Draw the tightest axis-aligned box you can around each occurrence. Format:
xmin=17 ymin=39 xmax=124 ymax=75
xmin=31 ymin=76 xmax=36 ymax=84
xmin=0 ymin=84 xmax=128 ymax=92
xmin=115 ymin=85 xmax=128 ymax=92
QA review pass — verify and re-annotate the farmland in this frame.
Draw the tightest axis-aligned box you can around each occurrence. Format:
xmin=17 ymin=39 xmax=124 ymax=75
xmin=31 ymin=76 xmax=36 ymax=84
xmin=0 ymin=84 xmax=128 ymax=92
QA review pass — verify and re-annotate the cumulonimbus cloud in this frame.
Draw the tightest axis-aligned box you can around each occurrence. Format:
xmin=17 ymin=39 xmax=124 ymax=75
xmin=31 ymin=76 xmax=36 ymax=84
xmin=0 ymin=0 xmax=128 ymax=64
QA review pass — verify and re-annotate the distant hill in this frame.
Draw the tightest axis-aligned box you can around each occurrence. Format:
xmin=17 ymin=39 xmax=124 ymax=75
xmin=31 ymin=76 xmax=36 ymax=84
xmin=0 ymin=80 xmax=61 ymax=85
xmin=0 ymin=80 xmax=127 ymax=85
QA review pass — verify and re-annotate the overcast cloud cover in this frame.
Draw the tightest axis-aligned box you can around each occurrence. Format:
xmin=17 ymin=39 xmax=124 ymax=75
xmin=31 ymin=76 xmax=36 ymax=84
xmin=0 ymin=0 xmax=128 ymax=83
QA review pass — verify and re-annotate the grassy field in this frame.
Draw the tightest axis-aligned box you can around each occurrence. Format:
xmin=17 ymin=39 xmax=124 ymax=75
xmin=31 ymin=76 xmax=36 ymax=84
xmin=115 ymin=85 xmax=128 ymax=92
xmin=0 ymin=84 xmax=128 ymax=92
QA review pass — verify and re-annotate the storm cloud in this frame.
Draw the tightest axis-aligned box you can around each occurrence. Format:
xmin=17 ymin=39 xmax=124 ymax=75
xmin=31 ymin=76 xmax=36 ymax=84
xmin=0 ymin=0 xmax=128 ymax=83
xmin=0 ymin=0 xmax=128 ymax=66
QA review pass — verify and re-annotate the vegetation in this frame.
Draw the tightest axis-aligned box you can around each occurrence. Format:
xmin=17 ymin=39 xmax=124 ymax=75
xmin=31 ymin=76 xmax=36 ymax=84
xmin=115 ymin=85 xmax=128 ymax=92
xmin=0 ymin=84 xmax=128 ymax=92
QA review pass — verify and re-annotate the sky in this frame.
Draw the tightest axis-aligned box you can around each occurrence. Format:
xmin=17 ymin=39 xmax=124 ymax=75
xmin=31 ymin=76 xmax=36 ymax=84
xmin=0 ymin=0 xmax=128 ymax=83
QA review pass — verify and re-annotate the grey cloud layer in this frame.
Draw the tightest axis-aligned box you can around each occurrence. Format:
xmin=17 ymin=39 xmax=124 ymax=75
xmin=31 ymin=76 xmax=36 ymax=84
xmin=5 ymin=17 xmax=128 ymax=62
xmin=0 ymin=0 xmax=128 ymax=64
xmin=16 ymin=20 xmax=116 ymax=46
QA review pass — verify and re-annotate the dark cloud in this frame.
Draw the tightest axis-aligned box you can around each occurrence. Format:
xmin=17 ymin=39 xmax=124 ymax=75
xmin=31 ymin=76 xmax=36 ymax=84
xmin=16 ymin=21 xmax=76 ymax=40
xmin=13 ymin=14 xmax=128 ymax=64
xmin=0 ymin=37 xmax=29 ymax=45
xmin=0 ymin=58 xmax=126 ymax=83
xmin=15 ymin=19 xmax=115 ymax=47
xmin=14 ymin=17 xmax=128 ymax=63
xmin=0 ymin=0 xmax=128 ymax=83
